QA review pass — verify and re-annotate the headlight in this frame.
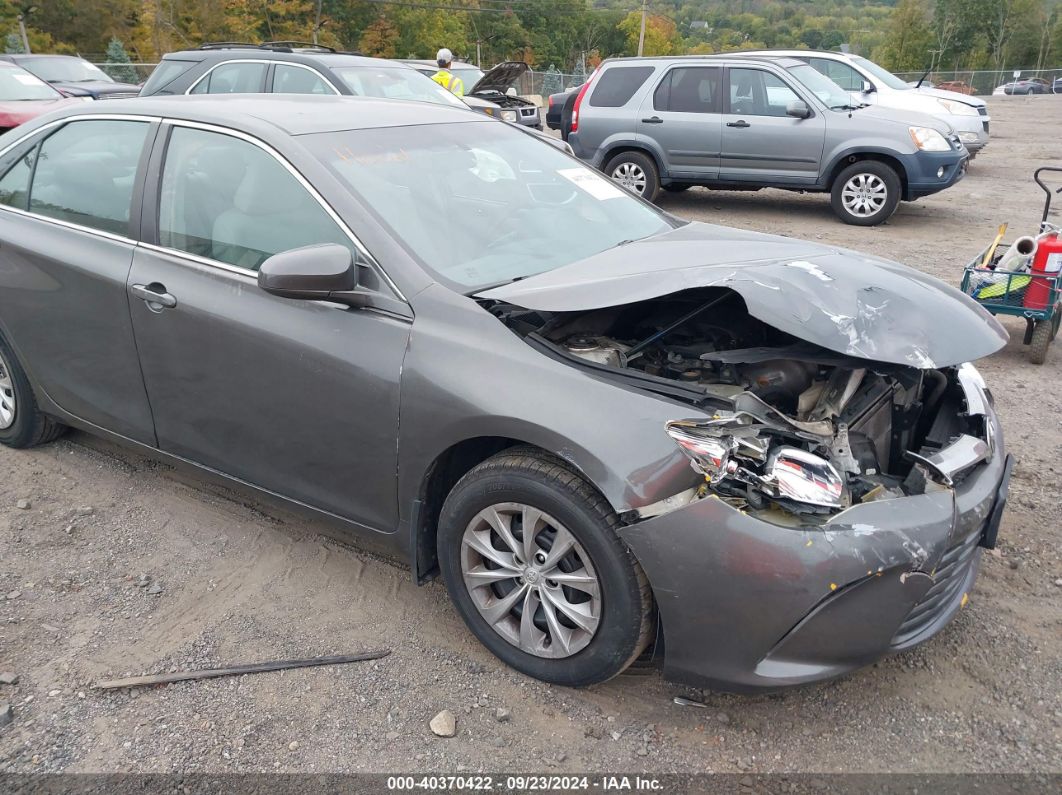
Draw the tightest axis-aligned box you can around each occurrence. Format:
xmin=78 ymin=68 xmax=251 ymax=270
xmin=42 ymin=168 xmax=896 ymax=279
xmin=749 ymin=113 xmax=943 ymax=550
xmin=480 ymin=106 xmax=495 ymax=117
xmin=959 ymin=131 xmax=979 ymax=143
xmin=500 ymin=110 xmax=518 ymax=122
xmin=909 ymin=126 xmax=951 ymax=152
xmin=765 ymin=447 xmax=845 ymax=509
xmin=937 ymin=98 xmax=979 ymax=116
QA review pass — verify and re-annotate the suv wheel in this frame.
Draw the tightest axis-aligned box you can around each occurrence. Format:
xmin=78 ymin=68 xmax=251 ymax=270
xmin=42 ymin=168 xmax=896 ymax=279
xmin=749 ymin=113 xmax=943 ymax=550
xmin=831 ymin=161 xmax=901 ymax=226
xmin=438 ymin=448 xmax=654 ymax=686
xmin=605 ymin=151 xmax=660 ymax=202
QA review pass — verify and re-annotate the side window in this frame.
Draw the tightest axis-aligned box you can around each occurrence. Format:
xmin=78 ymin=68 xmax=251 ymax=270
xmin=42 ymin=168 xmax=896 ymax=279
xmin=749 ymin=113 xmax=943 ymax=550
xmin=28 ymin=120 xmax=149 ymax=235
xmin=0 ymin=141 xmax=39 ymax=210
xmin=158 ymin=126 xmax=351 ymax=271
xmin=728 ymin=68 xmax=800 ymax=117
xmin=656 ymin=67 xmax=721 ymax=113
xmin=190 ymin=62 xmax=267 ymax=94
xmin=272 ymin=65 xmax=334 ymax=95
xmin=809 ymin=58 xmax=862 ymax=92
xmin=589 ymin=66 xmax=655 ymax=107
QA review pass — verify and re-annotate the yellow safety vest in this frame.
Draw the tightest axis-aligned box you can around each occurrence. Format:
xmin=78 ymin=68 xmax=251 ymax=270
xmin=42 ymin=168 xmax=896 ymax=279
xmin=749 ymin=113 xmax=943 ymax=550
xmin=432 ymin=69 xmax=465 ymax=97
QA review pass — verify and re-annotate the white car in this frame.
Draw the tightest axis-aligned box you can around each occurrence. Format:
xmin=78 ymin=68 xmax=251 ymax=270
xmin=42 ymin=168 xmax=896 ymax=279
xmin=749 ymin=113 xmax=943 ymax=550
xmin=745 ymin=50 xmax=990 ymax=156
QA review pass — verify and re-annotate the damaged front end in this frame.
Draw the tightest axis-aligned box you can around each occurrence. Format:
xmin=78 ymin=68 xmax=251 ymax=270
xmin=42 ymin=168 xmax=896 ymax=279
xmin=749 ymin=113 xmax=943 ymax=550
xmin=490 ymin=287 xmax=996 ymax=527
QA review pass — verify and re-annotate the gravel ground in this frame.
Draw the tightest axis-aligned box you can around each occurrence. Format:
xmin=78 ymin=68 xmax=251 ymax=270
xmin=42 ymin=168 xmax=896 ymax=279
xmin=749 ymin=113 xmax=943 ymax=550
xmin=1 ymin=96 xmax=1060 ymax=776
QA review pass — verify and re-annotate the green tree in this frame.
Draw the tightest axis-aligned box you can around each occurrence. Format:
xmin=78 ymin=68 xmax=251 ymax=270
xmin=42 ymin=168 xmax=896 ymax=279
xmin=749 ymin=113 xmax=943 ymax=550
xmin=105 ymin=36 xmax=139 ymax=82
xmin=875 ymin=0 xmax=934 ymax=71
xmin=4 ymin=32 xmax=23 ymax=54
xmin=618 ymin=11 xmax=679 ymax=56
xmin=543 ymin=64 xmax=563 ymax=95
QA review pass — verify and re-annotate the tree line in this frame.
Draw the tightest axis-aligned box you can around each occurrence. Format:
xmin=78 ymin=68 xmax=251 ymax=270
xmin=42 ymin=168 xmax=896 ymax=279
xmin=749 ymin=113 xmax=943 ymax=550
xmin=2 ymin=0 xmax=1059 ymax=75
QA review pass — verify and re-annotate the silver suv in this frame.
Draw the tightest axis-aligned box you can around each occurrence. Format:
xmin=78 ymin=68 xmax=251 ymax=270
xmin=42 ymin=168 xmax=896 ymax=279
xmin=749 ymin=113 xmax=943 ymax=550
xmin=569 ymin=55 xmax=969 ymax=225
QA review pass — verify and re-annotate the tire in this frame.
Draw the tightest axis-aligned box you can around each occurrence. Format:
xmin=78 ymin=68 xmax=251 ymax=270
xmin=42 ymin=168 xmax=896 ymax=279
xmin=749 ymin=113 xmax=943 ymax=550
xmin=438 ymin=448 xmax=654 ymax=687
xmin=830 ymin=160 xmax=902 ymax=226
xmin=604 ymin=151 xmax=660 ymax=202
xmin=662 ymin=183 xmax=692 ymax=193
xmin=0 ymin=334 xmax=65 ymax=449
xmin=1028 ymin=320 xmax=1053 ymax=365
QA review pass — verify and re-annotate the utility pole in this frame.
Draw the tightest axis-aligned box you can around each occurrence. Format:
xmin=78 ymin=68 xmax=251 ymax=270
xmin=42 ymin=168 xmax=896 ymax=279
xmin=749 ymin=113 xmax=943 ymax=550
xmin=17 ymin=13 xmax=31 ymax=54
xmin=637 ymin=0 xmax=646 ymax=57
xmin=477 ymin=40 xmax=482 ymax=67
xmin=312 ymin=0 xmax=323 ymax=45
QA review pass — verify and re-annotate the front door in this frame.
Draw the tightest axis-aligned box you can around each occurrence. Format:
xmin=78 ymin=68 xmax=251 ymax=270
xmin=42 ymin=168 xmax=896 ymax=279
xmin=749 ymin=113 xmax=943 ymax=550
xmin=720 ymin=67 xmax=826 ymax=184
xmin=127 ymin=123 xmax=410 ymax=532
xmin=638 ymin=66 xmax=722 ymax=179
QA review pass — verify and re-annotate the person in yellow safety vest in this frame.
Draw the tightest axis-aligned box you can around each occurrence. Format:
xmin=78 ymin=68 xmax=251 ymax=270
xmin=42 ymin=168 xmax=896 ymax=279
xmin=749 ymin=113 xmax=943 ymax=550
xmin=432 ymin=48 xmax=464 ymax=97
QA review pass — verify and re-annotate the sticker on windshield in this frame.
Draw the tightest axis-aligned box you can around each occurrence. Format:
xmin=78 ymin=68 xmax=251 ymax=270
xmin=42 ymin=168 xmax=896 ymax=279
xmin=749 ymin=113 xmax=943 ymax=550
xmin=13 ymin=74 xmax=41 ymax=86
xmin=557 ymin=167 xmax=625 ymax=200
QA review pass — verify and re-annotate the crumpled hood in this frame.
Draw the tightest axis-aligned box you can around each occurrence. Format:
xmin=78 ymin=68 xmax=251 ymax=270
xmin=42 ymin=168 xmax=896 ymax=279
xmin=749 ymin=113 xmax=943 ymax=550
xmin=471 ymin=61 xmax=529 ymax=94
xmin=916 ymin=85 xmax=987 ymax=109
xmin=477 ymin=223 xmax=1007 ymax=369
xmin=51 ymin=80 xmax=140 ymax=97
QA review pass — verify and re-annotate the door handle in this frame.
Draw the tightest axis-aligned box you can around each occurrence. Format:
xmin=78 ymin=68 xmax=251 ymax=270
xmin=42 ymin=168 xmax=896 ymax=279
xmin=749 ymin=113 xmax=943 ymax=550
xmin=641 ymin=116 xmax=664 ymax=124
xmin=130 ymin=283 xmax=177 ymax=310
xmin=727 ymin=120 xmax=751 ymax=128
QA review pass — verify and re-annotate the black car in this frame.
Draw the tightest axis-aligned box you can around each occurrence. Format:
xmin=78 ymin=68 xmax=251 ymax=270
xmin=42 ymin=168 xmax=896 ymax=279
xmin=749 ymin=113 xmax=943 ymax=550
xmin=138 ymin=42 xmax=471 ymax=111
xmin=0 ymin=54 xmax=140 ymax=99
xmin=546 ymin=86 xmax=579 ymax=137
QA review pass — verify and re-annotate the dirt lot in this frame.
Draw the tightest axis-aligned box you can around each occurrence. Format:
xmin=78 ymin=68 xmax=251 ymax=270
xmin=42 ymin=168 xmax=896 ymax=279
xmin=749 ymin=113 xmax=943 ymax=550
xmin=1 ymin=97 xmax=1060 ymax=776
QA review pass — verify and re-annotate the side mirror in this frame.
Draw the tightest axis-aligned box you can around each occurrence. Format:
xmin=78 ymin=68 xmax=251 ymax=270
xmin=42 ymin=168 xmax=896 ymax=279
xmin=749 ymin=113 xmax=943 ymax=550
xmin=258 ymin=243 xmax=367 ymax=307
xmin=786 ymin=100 xmax=811 ymax=119
xmin=861 ymin=80 xmax=875 ymax=94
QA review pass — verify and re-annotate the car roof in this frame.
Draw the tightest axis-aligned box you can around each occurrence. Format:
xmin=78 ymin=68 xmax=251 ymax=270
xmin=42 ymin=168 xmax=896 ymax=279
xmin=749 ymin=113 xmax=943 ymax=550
xmin=45 ymin=94 xmax=486 ymax=136
xmin=602 ymin=54 xmax=804 ymax=69
xmin=162 ymin=48 xmax=388 ymax=69
xmin=3 ymin=54 xmax=85 ymax=61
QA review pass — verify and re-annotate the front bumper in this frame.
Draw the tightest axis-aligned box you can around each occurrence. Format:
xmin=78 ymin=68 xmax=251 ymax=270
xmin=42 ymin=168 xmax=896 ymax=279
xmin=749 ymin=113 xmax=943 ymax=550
xmin=903 ymin=149 xmax=968 ymax=201
xmin=619 ymin=407 xmax=1008 ymax=693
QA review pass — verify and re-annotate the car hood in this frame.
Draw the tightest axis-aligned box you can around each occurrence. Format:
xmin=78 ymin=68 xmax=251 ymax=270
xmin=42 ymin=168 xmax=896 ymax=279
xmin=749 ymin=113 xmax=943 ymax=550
xmin=477 ymin=223 xmax=1007 ymax=369
xmin=0 ymin=97 xmax=81 ymax=125
xmin=51 ymin=80 xmax=140 ymax=97
xmin=916 ymin=85 xmax=986 ymax=108
xmin=471 ymin=61 xmax=529 ymax=94
xmin=850 ymin=103 xmax=952 ymax=135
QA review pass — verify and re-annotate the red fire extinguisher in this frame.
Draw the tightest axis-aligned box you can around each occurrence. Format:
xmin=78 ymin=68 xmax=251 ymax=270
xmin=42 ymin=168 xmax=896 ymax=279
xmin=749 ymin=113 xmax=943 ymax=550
xmin=1024 ymin=231 xmax=1062 ymax=311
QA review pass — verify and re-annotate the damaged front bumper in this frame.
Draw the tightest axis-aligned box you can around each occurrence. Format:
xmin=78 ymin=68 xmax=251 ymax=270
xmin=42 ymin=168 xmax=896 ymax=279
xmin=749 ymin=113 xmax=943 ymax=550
xmin=620 ymin=406 xmax=1010 ymax=693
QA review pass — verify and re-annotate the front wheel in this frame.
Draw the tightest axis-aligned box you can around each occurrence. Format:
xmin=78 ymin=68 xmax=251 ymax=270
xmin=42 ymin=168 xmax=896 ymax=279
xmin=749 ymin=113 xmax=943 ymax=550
xmin=438 ymin=449 xmax=654 ymax=687
xmin=604 ymin=151 xmax=661 ymax=202
xmin=830 ymin=161 xmax=902 ymax=226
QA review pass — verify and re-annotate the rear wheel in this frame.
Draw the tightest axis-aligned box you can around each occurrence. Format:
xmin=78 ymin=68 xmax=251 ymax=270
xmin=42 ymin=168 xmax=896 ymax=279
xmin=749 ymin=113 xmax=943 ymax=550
xmin=0 ymin=335 xmax=65 ymax=449
xmin=605 ymin=151 xmax=660 ymax=202
xmin=438 ymin=449 xmax=653 ymax=687
xmin=830 ymin=161 xmax=901 ymax=226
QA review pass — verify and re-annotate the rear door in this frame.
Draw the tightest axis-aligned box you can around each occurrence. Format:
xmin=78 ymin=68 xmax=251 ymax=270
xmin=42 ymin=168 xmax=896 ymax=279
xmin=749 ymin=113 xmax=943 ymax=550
xmin=719 ymin=66 xmax=825 ymax=184
xmin=0 ymin=117 xmax=158 ymax=443
xmin=637 ymin=66 xmax=722 ymax=179
xmin=127 ymin=122 xmax=410 ymax=532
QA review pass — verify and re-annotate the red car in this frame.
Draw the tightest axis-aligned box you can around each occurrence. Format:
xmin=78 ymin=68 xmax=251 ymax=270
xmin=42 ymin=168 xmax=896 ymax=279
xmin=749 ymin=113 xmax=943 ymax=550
xmin=0 ymin=61 xmax=82 ymax=134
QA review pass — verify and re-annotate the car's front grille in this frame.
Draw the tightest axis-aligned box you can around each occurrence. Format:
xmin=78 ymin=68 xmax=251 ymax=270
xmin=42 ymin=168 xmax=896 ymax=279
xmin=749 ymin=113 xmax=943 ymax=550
xmin=98 ymin=91 xmax=140 ymax=100
xmin=520 ymin=107 xmax=538 ymax=118
xmin=891 ymin=527 xmax=981 ymax=646
xmin=983 ymin=121 xmax=990 ymax=133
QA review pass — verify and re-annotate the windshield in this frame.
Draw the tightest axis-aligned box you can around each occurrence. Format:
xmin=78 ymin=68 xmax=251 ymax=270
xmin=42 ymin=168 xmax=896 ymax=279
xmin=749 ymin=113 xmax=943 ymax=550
xmin=851 ymin=56 xmax=912 ymax=91
xmin=308 ymin=122 xmax=673 ymax=291
xmin=454 ymin=68 xmax=485 ymax=90
xmin=332 ymin=66 xmax=465 ymax=107
xmin=0 ymin=67 xmax=61 ymax=100
xmin=19 ymin=57 xmax=112 ymax=83
xmin=788 ymin=64 xmax=856 ymax=110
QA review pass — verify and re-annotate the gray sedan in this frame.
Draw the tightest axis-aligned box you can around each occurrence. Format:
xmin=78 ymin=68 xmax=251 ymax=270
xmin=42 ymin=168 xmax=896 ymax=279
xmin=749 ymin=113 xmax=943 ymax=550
xmin=0 ymin=95 xmax=1011 ymax=691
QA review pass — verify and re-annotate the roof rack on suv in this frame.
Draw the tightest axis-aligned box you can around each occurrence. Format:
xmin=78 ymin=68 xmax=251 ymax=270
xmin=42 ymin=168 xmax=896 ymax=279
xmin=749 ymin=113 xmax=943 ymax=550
xmin=264 ymin=41 xmax=337 ymax=53
xmin=195 ymin=41 xmax=363 ymax=55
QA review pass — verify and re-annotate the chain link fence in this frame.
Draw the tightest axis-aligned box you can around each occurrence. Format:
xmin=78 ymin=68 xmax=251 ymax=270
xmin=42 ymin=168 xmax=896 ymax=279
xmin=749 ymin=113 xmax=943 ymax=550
xmin=893 ymin=68 xmax=1062 ymax=95
xmin=92 ymin=62 xmax=158 ymax=82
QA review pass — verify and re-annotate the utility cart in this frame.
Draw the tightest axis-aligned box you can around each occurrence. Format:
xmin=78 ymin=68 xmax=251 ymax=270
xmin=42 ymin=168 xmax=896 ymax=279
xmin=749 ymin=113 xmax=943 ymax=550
xmin=961 ymin=167 xmax=1062 ymax=364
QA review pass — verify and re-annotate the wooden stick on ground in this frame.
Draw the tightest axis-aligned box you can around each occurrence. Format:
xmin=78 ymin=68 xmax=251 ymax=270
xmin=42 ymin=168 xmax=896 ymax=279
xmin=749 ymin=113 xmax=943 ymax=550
xmin=95 ymin=650 xmax=391 ymax=690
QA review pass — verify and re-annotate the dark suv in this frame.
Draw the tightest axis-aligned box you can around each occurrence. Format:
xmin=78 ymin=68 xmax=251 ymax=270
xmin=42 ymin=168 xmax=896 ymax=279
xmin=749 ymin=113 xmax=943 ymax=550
xmin=138 ymin=42 xmax=471 ymax=111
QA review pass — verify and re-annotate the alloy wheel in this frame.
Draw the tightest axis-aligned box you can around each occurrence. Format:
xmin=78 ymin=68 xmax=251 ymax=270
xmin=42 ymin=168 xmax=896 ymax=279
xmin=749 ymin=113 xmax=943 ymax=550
xmin=0 ymin=349 xmax=16 ymax=430
xmin=460 ymin=502 xmax=601 ymax=659
xmin=841 ymin=173 xmax=888 ymax=218
xmin=611 ymin=162 xmax=647 ymax=195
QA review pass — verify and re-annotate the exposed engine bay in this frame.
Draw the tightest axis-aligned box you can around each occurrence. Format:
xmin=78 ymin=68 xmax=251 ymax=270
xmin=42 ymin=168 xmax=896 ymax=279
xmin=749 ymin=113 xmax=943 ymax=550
xmin=488 ymin=288 xmax=993 ymax=524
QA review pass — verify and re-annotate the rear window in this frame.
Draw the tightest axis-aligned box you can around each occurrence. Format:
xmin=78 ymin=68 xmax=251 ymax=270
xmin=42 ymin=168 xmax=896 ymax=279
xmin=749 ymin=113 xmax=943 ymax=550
xmin=589 ymin=66 xmax=655 ymax=107
xmin=141 ymin=59 xmax=198 ymax=95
